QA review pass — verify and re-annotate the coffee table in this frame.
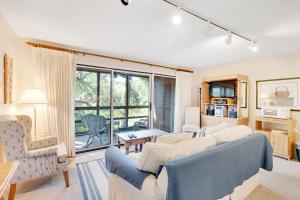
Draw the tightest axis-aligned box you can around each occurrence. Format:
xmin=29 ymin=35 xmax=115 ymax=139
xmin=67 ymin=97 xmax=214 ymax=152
xmin=117 ymin=129 xmax=168 ymax=154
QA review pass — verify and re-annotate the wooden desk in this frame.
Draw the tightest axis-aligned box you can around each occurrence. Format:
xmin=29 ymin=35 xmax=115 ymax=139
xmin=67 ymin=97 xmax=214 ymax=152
xmin=255 ymin=116 xmax=296 ymax=159
xmin=0 ymin=161 xmax=19 ymax=200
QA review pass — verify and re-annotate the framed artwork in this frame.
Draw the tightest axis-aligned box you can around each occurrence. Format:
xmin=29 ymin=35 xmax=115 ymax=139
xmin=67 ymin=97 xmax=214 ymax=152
xmin=256 ymin=77 xmax=300 ymax=111
xmin=3 ymin=54 xmax=13 ymax=104
xmin=241 ymin=82 xmax=247 ymax=108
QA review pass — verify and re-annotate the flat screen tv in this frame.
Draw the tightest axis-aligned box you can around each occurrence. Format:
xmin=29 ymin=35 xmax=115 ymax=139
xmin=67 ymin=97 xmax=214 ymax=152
xmin=210 ymin=84 xmax=235 ymax=98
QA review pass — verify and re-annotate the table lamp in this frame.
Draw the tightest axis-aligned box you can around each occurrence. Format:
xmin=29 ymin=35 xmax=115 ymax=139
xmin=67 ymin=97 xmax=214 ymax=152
xmin=19 ymin=89 xmax=48 ymax=139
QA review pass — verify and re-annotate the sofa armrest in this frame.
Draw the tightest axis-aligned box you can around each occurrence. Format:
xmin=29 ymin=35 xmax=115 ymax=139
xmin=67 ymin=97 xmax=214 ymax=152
xmin=155 ymin=133 xmax=194 ymax=144
xmin=105 ymin=146 xmax=150 ymax=189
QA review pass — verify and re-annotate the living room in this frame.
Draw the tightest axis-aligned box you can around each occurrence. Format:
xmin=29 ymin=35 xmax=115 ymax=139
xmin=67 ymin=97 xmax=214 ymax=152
xmin=0 ymin=0 xmax=300 ymax=200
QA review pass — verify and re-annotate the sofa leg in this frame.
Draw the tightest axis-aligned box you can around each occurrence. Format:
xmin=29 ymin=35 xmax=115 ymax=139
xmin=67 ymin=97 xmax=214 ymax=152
xmin=63 ymin=170 xmax=69 ymax=187
xmin=8 ymin=184 xmax=16 ymax=200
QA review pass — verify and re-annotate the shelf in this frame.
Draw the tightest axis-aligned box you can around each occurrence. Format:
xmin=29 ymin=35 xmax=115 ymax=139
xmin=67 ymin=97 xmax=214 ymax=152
xmin=255 ymin=128 xmax=271 ymax=133
xmin=255 ymin=116 xmax=295 ymax=125
xmin=201 ymin=114 xmax=238 ymax=119
xmin=204 ymin=103 xmax=237 ymax=106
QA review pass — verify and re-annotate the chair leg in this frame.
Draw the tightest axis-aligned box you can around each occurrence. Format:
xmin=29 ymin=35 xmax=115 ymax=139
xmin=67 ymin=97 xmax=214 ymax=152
xmin=63 ymin=170 xmax=69 ymax=187
xmin=86 ymin=135 xmax=93 ymax=147
xmin=8 ymin=184 xmax=16 ymax=200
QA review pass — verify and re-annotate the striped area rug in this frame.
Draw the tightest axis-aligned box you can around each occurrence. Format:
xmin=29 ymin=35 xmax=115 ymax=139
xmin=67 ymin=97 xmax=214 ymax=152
xmin=77 ymin=158 xmax=108 ymax=200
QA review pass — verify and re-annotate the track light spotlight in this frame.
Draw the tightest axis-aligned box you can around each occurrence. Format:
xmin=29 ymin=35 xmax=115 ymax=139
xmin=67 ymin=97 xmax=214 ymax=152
xmin=121 ymin=0 xmax=131 ymax=6
xmin=225 ymin=32 xmax=232 ymax=45
xmin=172 ymin=7 xmax=182 ymax=25
xmin=172 ymin=14 xmax=182 ymax=25
xmin=248 ymin=41 xmax=258 ymax=52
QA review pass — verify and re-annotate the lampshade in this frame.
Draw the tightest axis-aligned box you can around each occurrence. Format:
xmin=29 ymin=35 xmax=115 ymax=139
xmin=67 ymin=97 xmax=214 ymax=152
xmin=19 ymin=89 xmax=48 ymax=104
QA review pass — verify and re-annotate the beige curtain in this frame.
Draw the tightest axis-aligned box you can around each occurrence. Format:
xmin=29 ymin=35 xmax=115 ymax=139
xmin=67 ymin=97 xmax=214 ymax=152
xmin=174 ymin=71 xmax=192 ymax=133
xmin=32 ymin=48 xmax=75 ymax=157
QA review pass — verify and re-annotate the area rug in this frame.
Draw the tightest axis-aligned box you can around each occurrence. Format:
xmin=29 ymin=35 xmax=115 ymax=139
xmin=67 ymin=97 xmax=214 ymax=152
xmin=77 ymin=158 xmax=288 ymax=200
xmin=77 ymin=158 xmax=108 ymax=200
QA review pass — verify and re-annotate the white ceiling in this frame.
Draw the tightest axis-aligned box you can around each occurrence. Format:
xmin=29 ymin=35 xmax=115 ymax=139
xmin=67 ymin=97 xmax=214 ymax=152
xmin=0 ymin=0 xmax=300 ymax=69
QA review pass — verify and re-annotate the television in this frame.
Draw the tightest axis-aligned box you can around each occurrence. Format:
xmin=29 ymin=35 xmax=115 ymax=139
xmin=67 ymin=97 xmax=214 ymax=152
xmin=209 ymin=82 xmax=235 ymax=98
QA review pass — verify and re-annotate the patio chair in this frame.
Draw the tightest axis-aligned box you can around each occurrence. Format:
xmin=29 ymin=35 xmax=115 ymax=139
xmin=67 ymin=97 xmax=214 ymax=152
xmin=133 ymin=118 xmax=148 ymax=131
xmin=81 ymin=114 xmax=107 ymax=147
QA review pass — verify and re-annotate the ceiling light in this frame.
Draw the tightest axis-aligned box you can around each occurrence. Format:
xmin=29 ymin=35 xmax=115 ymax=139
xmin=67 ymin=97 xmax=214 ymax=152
xmin=202 ymin=21 xmax=213 ymax=37
xmin=121 ymin=0 xmax=131 ymax=6
xmin=248 ymin=41 xmax=259 ymax=52
xmin=172 ymin=15 xmax=182 ymax=25
xmin=172 ymin=7 xmax=182 ymax=25
xmin=225 ymin=32 xmax=232 ymax=45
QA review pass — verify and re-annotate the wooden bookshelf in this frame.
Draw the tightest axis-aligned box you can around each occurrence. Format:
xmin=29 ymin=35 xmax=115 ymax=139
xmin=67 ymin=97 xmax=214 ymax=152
xmin=201 ymin=74 xmax=249 ymax=127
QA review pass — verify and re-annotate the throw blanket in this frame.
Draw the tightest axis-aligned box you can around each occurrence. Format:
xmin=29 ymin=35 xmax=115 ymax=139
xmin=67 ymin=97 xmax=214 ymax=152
xmin=161 ymin=134 xmax=273 ymax=200
xmin=105 ymin=146 xmax=151 ymax=189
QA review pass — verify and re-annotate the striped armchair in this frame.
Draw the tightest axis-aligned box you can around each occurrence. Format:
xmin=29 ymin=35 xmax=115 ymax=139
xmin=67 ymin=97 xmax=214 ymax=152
xmin=0 ymin=115 xmax=69 ymax=200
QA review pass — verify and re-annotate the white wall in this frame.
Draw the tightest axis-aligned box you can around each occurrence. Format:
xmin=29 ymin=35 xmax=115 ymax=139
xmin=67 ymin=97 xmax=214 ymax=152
xmin=191 ymin=52 xmax=300 ymax=140
xmin=0 ymin=15 xmax=33 ymax=115
xmin=0 ymin=15 xmax=33 ymax=162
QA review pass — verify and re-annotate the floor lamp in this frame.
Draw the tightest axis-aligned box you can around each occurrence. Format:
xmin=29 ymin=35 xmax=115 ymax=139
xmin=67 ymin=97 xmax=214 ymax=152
xmin=19 ymin=89 xmax=48 ymax=140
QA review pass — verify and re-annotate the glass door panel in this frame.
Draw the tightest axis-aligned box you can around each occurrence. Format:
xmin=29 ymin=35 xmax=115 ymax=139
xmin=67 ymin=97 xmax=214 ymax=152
xmin=128 ymin=75 xmax=150 ymax=131
xmin=153 ymin=76 xmax=175 ymax=133
xmin=75 ymin=69 xmax=112 ymax=152
xmin=112 ymin=73 xmax=150 ymax=134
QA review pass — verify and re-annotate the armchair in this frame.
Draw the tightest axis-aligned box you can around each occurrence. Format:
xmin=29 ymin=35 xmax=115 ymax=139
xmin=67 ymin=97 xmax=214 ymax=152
xmin=0 ymin=115 xmax=69 ymax=200
xmin=182 ymin=107 xmax=200 ymax=134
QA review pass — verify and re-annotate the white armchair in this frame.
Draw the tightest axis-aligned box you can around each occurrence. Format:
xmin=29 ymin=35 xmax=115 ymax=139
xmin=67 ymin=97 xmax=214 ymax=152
xmin=182 ymin=107 xmax=201 ymax=134
xmin=0 ymin=115 xmax=69 ymax=200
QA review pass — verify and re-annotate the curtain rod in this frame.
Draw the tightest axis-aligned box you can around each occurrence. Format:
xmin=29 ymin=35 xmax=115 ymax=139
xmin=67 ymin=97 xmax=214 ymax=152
xmin=26 ymin=42 xmax=194 ymax=73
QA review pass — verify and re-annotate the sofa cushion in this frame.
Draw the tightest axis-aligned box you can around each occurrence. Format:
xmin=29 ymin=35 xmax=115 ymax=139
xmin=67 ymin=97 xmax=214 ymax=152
xmin=155 ymin=133 xmax=194 ymax=144
xmin=212 ymin=125 xmax=252 ymax=144
xmin=205 ymin=122 xmax=232 ymax=136
xmin=137 ymin=136 xmax=217 ymax=174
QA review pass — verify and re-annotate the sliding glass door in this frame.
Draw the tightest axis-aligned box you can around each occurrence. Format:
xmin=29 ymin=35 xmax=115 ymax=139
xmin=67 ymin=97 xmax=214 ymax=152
xmin=75 ymin=67 xmax=151 ymax=152
xmin=74 ymin=66 xmax=176 ymax=152
xmin=153 ymin=76 xmax=176 ymax=132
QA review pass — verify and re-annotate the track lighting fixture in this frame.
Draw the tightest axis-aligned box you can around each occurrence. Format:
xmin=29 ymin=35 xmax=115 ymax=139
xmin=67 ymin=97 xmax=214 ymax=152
xmin=172 ymin=7 xmax=182 ymax=25
xmin=163 ymin=0 xmax=257 ymax=47
xmin=225 ymin=32 xmax=232 ymax=45
xmin=202 ymin=21 xmax=212 ymax=37
xmin=248 ymin=41 xmax=258 ymax=52
xmin=121 ymin=0 xmax=131 ymax=6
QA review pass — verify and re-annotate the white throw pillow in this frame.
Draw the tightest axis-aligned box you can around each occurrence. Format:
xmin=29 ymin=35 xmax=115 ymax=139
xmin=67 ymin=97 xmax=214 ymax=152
xmin=212 ymin=125 xmax=252 ymax=144
xmin=155 ymin=133 xmax=194 ymax=144
xmin=137 ymin=136 xmax=217 ymax=174
xmin=205 ymin=122 xmax=232 ymax=136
